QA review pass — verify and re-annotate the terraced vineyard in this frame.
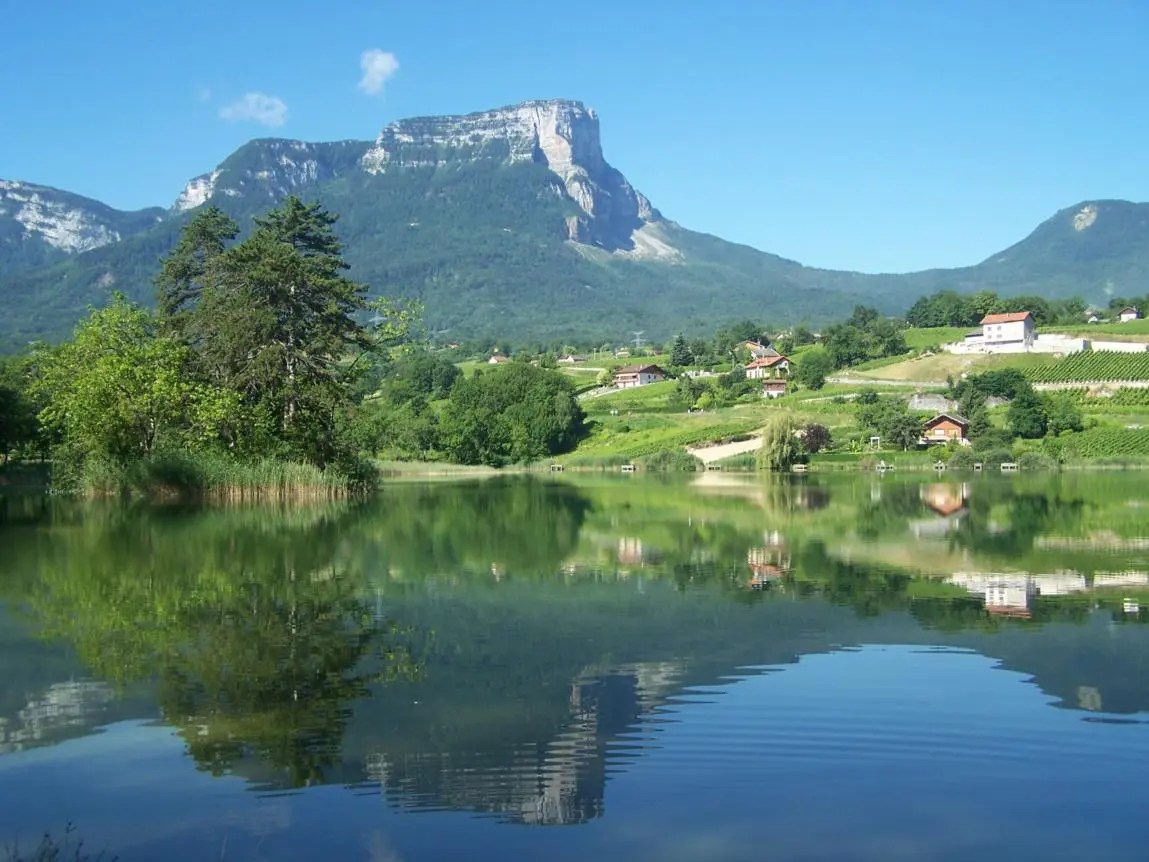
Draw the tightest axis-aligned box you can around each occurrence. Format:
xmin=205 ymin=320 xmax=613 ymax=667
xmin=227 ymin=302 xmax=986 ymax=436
xmin=1072 ymin=429 xmax=1149 ymax=458
xmin=1027 ymin=351 xmax=1149 ymax=383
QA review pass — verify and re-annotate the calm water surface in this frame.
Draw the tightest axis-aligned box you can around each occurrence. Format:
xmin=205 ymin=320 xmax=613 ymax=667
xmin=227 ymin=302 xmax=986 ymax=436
xmin=1 ymin=473 xmax=1148 ymax=861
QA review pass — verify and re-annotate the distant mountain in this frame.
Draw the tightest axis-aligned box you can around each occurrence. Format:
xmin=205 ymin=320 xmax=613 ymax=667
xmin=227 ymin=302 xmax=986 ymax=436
xmin=2 ymin=100 xmax=1148 ymax=349
xmin=0 ymin=180 xmax=164 ymax=274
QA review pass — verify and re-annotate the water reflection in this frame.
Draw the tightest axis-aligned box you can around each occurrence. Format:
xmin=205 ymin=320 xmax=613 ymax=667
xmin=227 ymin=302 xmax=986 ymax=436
xmin=1 ymin=473 xmax=1149 ymax=851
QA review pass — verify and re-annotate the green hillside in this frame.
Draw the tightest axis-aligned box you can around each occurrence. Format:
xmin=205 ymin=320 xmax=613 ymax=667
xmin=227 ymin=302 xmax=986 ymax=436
xmin=5 ymin=99 xmax=1149 ymax=350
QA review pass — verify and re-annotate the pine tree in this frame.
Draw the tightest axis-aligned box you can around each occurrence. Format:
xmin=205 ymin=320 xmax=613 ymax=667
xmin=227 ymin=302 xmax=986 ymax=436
xmin=155 ymin=206 xmax=239 ymax=330
xmin=211 ymin=197 xmax=373 ymax=463
xmin=671 ymin=333 xmax=693 ymax=367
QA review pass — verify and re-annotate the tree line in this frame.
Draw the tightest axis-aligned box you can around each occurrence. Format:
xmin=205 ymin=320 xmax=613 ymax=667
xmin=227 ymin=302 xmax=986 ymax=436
xmin=0 ymin=197 xmax=588 ymax=491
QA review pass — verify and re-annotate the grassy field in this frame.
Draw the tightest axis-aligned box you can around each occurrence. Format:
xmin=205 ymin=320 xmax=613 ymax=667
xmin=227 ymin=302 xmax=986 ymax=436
xmin=853 ymin=351 xmax=1046 ymax=383
xmin=902 ymin=327 xmax=970 ymax=350
xmin=1046 ymin=321 xmax=1149 ymax=343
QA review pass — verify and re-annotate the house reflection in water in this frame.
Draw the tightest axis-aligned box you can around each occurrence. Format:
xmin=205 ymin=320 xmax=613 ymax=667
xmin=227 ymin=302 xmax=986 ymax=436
xmin=944 ymin=570 xmax=1149 ymax=619
xmin=617 ymin=537 xmax=657 ymax=568
xmin=748 ymin=531 xmax=791 ymax=589
xmin=909 ymin=483 xmax=970 ymax=539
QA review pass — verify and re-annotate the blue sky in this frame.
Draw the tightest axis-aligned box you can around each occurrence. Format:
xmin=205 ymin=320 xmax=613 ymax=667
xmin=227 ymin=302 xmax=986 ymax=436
xmin=3 ymin=0 xmax=1147 ymax=273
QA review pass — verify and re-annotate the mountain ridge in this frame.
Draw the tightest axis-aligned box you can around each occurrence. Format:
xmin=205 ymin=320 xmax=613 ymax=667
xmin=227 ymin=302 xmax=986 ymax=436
xmin=3 ymin=98 xmax=1149 ymax=348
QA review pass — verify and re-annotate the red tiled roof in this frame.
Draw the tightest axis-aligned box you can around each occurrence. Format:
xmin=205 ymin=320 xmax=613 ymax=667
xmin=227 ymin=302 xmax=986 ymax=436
xmin=923 ymin=413 xmax=968 ymax=429
xmin=980 ymin=311 xmax=1033 ymax=324
xmin=746 ymin=355 xmax=789 ymax=368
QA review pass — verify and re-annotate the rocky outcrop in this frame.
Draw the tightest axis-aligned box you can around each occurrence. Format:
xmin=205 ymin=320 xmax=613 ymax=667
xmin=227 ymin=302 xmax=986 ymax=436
xmin=173 ymin=139 xmax=370 ymax=211
xmin=0 ymin=179 xmax=161 ymax=253
xmin=361 ymin=100 xmax=667 ymax=255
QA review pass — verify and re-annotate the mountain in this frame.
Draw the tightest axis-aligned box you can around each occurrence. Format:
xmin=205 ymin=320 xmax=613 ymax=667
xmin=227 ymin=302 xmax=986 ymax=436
xmin=2 ymin=99 xmax=1148 ymax=349
xmin=0 ymin=180 xmax=165 ymax=274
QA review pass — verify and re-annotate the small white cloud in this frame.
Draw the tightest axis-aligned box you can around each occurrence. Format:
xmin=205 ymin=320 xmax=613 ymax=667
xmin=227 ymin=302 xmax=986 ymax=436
xmin=358 ymin=49 xmax=399 ymax=95
xmin=196 ymin=86 xmax=212 ymax=103
xmin=219 ymin=92 xmax=288 ymax=127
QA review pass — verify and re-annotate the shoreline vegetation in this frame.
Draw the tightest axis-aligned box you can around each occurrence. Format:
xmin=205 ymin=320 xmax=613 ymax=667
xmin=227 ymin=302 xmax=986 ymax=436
xmin=4 ymin=206 xmax=1149 ymax=497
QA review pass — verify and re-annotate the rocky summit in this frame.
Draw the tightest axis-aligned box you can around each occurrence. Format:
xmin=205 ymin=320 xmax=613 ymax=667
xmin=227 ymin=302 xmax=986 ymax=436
xmin=3 ymin=98 xmax=1149 ymax=348
xmin=360 ymin=100 xmax=670 ymax=256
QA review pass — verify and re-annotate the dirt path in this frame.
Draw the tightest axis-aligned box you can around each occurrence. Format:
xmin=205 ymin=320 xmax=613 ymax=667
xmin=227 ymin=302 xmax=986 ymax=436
xmin=687 ymin=436 xmax=763 ymax=463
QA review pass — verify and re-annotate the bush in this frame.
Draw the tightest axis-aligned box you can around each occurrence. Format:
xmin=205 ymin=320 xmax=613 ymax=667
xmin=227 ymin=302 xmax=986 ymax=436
xmin=802 ymin=423 xmax=832 ymax=454
xmin=1017 ymin=451 xmax=1059 ymax=472
xmin=713 ymin=453 xmax=757 ymax=471
xmin=947 ymin=449 xmax=978 ymax=471
xmin=638 ymin=449 xmax=702 ymax=472
xmin=977 ymin=447 xmax=1014 ymax=467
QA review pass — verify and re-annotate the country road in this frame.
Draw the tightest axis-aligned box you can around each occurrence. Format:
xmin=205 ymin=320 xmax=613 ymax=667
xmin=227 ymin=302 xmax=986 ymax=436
xmin=687 ymin=436 xmax=763 ymax=463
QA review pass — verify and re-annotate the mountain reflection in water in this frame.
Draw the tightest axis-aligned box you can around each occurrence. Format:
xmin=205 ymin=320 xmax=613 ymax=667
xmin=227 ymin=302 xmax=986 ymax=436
xmin=2 ymin=473 xmax=1149 ymax=859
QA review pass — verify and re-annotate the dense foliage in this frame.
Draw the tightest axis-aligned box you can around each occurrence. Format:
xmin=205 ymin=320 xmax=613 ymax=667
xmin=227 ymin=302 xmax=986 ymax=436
xmin=757 ymin=413 xmax=804 ymax=471
xmin=905 ymin=289 xmax=1088 ymax=328
xmin=440 ymin=363 xmax=585 ymax=466
xmin=821 ymin=306 xmax=908 ymax=369
xmin=25 ymin=198 xmax=416 ymax=493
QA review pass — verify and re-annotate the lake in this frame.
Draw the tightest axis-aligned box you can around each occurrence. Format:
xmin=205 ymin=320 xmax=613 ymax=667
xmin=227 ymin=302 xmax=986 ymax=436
xmin=2 ymin=473 xmax=1149 ymax=861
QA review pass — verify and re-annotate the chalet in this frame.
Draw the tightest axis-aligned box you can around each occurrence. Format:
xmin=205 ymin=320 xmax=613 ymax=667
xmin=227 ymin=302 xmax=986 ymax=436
xmin=921 ymin=413 xmax=969 ymax=446
xmin=980 ymin=311 xmax=1036 ymax=347
xmin=740 ymin=340 xmax=779 ymax=359
xmin=1119 ymin=306 xmax=1141 ymax=323
xmin=487 ymin=355 xmax=509 ymax=365
xmin=762 ymin=379 xmax=787 ymax=399
xmin=613 ymin=364 xmax=668 ymax=389
xmin=744 ymin=354 xmax=790 ymax=380
xmin=558 ymin=354 xmax=588 ymax=364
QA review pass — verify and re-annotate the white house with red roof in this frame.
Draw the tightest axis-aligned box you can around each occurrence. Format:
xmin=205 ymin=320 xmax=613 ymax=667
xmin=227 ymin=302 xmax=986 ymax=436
xmin=613 ymin=364 xmax=668 ymax=388
xmin=981 ymin=311 xmax=1036 ymax=347
xmin=744 ymin=354 xmax=790 ymax=380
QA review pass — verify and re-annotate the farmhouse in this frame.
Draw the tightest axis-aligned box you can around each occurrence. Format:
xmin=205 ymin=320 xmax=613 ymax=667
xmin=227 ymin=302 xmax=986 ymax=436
xmin=558 ymin=354 xmax=587 ymax=364
xmin=487 ymin=355 xmax=509 ymax=365
xmin=980 ymin=311 xmax=1036 ymax=347
xmin=1119 ymin=306 xmax=1141 ymax=323
xmin=613 ymin=364 xmax=668 ymax=389
xmin=744 ymin=354 xmax=790 ymax=379
xmin=921 ymin=413 xmax=969 ymax=446
xmin=762 ymin=380 xmax=787 ymax=399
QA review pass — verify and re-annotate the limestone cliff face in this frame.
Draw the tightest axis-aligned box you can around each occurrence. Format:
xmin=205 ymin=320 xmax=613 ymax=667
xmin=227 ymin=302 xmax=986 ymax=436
xmin=361 ymin=100 xmax=668 ymax=255
xmin=174 ymin=139 xmax=370 ymax=211
xmin=0 ymin=179 xmax=162 ymax=255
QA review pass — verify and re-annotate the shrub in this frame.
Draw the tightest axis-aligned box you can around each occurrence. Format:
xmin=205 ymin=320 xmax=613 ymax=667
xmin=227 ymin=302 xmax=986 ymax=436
xmin=977 ymin=447 xmax=1014 ymax=467
xmin=947 ymin=449 xmax=978 ymax=471
xmin=802 ymin=423 xmax=832 ymax=454
xmin=713 ymin=452 xmax=757 ymax=471
xmin=1017 ymin=451 xmax=1059 ymax=472
xmin=638 ymin=449 xmax=703 ymax=472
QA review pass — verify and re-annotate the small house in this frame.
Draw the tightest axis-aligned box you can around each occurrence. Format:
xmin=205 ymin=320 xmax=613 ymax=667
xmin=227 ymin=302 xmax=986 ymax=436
xmin=1119 ymin=306 xmax=1141 ymax=323
xmin=487 ymin=355 xmax=509 ymax=365
xmin=922 ymin=413 xmax=969 ymax=445
xmin=740 ymin=340 xmax=778 ymax=359
xmin=558 ymin=354 xmax=587 ymax=364
xmin=762 ymin=379 xmax=787 ymax=399
xmin=980 ymin=311 xmax=1036 ymax=347
xmin=613 ymin=364 xmax=668 ymax=389
xmin=744 ymin=354 xmax=790 ymax=380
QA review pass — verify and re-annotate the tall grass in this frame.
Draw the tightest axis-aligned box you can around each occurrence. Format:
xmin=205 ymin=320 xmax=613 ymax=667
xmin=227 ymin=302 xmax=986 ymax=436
xmin=79 ymin=451 xmax=372 ymax=500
